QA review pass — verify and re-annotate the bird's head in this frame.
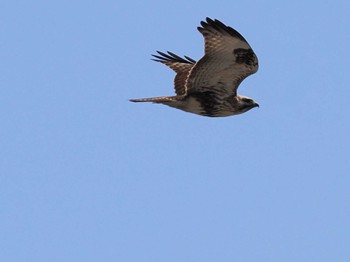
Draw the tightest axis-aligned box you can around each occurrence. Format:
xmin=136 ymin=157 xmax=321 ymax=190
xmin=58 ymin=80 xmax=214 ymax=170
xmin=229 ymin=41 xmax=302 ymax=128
xmin=236 ymin=95 xmax=259 ymax=113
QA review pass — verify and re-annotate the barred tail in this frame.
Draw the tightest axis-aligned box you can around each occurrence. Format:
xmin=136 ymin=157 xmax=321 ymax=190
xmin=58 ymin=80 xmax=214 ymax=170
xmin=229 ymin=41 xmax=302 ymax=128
xmin=129 ymin=96 xmax=180 ymax=103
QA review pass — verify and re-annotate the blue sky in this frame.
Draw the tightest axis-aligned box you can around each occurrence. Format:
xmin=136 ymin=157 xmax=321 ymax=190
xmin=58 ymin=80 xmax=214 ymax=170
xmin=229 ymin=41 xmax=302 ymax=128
xmin=1 ymin=0 xmax=350 ymax=261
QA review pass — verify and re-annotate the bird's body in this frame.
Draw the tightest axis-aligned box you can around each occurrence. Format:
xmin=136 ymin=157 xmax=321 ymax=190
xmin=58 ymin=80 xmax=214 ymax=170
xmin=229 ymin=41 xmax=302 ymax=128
xmin=130 ymin=18 xmax=259 ymax=117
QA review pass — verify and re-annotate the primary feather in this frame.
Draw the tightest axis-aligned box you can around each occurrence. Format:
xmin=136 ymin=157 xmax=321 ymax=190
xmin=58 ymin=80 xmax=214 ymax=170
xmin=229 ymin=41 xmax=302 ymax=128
xmin=130 ymin=17 xmax=259 ymax=117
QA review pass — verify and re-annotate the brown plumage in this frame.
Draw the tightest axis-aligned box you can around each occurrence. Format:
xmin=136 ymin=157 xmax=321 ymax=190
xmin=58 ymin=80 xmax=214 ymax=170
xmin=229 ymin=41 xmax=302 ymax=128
xmin=130 ymin=17 xmax=259 ymax=117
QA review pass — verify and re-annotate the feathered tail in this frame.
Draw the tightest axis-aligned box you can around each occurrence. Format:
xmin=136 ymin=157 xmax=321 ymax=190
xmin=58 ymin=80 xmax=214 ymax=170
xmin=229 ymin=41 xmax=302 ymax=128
xmin=129 ymin=96 xmax=181 ymax=103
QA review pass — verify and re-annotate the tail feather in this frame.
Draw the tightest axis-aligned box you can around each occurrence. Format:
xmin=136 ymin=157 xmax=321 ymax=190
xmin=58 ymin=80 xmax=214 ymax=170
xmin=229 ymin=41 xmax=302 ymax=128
xmin=129 ymin=96 xmax=180 ymax=103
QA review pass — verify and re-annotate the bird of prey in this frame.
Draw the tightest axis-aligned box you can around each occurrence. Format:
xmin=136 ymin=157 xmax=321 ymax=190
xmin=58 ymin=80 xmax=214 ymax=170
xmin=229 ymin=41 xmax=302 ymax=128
xmin=130 ymin=17 xmax=259 ymax=117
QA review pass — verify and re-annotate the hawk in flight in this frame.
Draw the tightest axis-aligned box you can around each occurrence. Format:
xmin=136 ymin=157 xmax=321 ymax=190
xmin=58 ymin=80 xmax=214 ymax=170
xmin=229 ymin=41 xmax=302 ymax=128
xmin=130 ymin=17 xmax=259 ymax=117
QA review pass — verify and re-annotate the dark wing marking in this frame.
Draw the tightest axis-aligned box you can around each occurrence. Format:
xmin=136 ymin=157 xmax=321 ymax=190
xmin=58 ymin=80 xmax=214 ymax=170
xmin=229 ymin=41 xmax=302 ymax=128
xmin=152 ymin=51 xmax=196 ymax=96
xmin=185 ymin=17 xmax=258 ymax=96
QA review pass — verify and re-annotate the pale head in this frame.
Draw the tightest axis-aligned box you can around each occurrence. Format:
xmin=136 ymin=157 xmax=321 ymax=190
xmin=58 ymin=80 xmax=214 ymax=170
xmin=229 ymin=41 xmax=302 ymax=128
xmin=235 ymin=95 xmax=259 ymax=114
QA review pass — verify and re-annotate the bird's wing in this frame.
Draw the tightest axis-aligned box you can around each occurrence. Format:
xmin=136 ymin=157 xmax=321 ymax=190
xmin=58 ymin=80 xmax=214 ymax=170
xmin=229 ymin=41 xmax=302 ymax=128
xmin=185 ymin=18 xmax=258 ymax=97
xmin=152 ymin=51 xmax=196 ymax=96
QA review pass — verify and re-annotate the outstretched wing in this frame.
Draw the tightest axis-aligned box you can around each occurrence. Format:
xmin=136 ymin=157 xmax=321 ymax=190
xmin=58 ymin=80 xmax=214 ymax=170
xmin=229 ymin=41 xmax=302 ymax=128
xmin=185 ymin=18 xmax=258 ymax=96
xmin=152 ymin=51 xmax=196 ymax=96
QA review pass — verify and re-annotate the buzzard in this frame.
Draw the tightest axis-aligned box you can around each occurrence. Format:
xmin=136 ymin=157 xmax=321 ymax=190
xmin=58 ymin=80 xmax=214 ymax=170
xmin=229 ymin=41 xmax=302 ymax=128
xmin=130 ymin=17 xmax=259 ymax=117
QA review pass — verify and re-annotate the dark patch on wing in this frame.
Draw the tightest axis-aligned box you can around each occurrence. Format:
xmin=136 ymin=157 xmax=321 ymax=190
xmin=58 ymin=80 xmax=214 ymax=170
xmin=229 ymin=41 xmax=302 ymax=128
xmin=190 ymin=91 xmax=222 ymax=116
xmin=233 ymin=48 xmax=256 ymax=66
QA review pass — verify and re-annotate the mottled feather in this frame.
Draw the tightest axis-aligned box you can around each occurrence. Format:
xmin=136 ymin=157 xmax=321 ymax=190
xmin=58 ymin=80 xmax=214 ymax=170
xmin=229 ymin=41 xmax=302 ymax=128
xmin=130 ymin=18 xmax=259 ymax=117
xmin=152 ymin=51 xmax=195 ymax=96
xmin=186 ymin=18 xmax=258 ymax=96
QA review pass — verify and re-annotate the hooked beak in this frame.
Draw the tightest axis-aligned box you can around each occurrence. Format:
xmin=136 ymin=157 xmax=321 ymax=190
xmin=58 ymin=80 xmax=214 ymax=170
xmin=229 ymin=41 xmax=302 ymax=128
xmin=254 ymin=102 xmax=259 ymax=108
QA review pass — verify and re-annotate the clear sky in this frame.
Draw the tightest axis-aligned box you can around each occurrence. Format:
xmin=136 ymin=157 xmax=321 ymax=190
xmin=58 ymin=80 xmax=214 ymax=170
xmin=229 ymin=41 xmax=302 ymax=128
xmin=1 ymin=0 xmax=350 ymax=261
